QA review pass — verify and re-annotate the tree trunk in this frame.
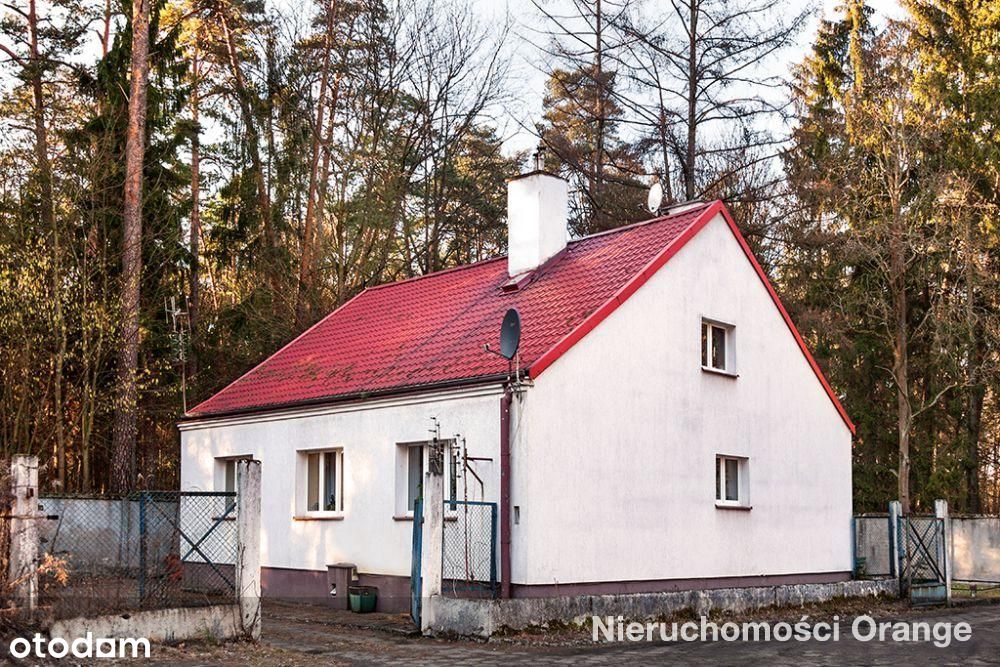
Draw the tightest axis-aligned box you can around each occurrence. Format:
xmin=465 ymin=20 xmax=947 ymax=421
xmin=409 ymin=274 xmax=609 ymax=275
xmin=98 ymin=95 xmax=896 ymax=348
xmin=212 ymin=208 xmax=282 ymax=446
xmin=964 ymin=229 xmax=984 ymax=514
xmin=296 ymin=0 xmax=337 ymax=328
xmin=592 ymin=0 xmax=605 ymax=228
xmin=890 ymin=210 xmax=911 ymax=514
xmin=111 ymin=0 xmax=151 ymax=494
xmin=685 ymin=0 xmax=698 ymax=201
xmin=220 ymin=12 xmax=273 ymax=250
xmin=189 ymin=48 xmax=202 ymax=378
xmin=28 ymin=0 xmax=67 ymax=488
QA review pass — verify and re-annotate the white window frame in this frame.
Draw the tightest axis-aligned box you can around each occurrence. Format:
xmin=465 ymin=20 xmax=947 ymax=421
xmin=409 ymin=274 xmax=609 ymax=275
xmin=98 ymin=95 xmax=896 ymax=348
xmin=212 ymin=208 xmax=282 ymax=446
xmin=215 ymin=455 xmax=252 ymax=494
xmin=715 ymin=455 xmax=750 ymax=508
xmin=296 ymin=448 xmax=344 ymax=518
xmin=701 ymin=318 xmax=736 ymax=376
xmin=214 ymin=455 xmax=251 ymax=517
xmin=395 ymin=440 xmax=458 ymax=519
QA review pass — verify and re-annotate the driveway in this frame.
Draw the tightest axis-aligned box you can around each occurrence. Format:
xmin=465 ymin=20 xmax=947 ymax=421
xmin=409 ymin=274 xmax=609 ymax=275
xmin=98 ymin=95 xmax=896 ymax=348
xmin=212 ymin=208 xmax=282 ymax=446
xmin=129 ymin=601 xmax=1000 ymax=665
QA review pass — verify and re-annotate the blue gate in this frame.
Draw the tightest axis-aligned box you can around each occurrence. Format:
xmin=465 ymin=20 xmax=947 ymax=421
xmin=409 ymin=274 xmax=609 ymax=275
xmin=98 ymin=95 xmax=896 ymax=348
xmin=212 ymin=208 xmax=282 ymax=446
xmin=899 ymin=515 xmax=948 ymax=605
xmin=409 ymin=499 xmax=423 ymax=625
xmin=410 ymin=499 xmax=498 ymax=627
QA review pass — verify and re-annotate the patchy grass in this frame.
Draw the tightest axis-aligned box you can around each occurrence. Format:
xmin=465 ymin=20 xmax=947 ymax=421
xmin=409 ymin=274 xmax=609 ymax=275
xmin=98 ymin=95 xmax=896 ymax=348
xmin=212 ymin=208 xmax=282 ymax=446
xmin=953 ymin=582 xmax=1000 ymax=601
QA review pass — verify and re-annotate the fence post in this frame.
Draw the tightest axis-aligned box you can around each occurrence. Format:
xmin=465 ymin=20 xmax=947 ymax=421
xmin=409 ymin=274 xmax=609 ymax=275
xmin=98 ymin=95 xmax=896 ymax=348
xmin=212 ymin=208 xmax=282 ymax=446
xmin=888 ymin=501 xmax=901 ymax=579
xmin=934 ymin=499 xmax=952 ymax=605
xmin=236 ymin=460 xmax=262 ymax=640
xmin=8 ymin=455 xmax=40 ymax=615
xmin=420 ymin=443 xmax=445 ymax=634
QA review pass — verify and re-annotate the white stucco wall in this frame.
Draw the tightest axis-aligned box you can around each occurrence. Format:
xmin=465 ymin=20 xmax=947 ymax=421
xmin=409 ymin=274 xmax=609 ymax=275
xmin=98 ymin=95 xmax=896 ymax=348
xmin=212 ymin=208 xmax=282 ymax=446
xmin=509 ymin=213 xmax=853 ymax=585
xmin=179 ymin=387 xmax=502 ymax=577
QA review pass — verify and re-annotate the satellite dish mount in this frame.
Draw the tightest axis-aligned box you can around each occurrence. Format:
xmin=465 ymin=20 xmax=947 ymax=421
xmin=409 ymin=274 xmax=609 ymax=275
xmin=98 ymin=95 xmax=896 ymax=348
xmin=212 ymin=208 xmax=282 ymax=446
xmin=483 ymin=308 xmax=523 ymax=390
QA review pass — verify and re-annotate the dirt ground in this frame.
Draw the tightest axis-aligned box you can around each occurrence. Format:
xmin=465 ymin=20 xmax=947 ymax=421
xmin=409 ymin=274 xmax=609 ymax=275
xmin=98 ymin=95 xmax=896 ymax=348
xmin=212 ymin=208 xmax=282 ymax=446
xmin=3 ymin=596 xmax=998 ymax=665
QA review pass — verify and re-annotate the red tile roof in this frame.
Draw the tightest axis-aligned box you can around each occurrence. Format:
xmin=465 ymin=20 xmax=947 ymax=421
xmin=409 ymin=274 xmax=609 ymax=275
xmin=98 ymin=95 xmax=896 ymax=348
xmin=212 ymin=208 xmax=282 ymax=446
xmin=186 ymin=200 xmax=854 ymax=434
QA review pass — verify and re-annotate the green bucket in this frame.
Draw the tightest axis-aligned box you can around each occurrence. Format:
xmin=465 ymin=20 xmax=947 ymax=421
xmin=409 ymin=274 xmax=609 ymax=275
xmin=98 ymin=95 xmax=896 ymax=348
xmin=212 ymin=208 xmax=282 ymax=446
xmin=348 ymin=585 xmax=377 ymax=613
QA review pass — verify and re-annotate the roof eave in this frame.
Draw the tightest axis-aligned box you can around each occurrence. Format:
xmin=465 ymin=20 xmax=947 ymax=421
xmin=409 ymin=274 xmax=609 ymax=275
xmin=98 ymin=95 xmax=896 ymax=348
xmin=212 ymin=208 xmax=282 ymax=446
xmin=179 ymin=373 xmax=511 ymax=424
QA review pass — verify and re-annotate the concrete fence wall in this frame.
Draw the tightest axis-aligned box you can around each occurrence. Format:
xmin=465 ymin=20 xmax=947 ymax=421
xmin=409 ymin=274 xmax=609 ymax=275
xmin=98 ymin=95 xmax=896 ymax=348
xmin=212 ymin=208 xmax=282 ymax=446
xmin=951 ymin=516 xmax=1000 ymax=583
xmin=853 ymin=515 xmax=892 ymax=576
xmin=853 ymin=510 xmax=1000 ymax=585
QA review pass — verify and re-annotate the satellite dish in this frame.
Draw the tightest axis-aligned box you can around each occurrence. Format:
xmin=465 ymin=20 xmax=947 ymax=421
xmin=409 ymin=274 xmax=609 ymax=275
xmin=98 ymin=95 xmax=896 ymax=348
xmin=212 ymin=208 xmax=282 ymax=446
xmin=647 ymin=180 xmax=664 ymax=214
xmin=499 ymin=308 xmax=521 ymax=360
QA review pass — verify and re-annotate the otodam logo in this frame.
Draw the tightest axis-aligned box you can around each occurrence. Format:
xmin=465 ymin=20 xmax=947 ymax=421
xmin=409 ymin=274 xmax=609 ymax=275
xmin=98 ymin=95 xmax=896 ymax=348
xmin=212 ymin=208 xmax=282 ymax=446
xmin=7 ymin=633 xmax=150 ymax=659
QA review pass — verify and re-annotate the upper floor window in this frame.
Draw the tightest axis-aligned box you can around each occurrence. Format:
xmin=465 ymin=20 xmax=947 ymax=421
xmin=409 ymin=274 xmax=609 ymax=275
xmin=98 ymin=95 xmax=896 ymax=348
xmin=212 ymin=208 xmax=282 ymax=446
xmin=702 ymin=319 xmax=735 ymax=374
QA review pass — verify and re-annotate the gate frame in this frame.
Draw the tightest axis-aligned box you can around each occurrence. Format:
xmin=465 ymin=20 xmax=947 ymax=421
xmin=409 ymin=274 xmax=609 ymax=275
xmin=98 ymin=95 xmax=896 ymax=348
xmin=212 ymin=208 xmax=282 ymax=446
xmin=891 ymin=499 xmax=952 ymax=606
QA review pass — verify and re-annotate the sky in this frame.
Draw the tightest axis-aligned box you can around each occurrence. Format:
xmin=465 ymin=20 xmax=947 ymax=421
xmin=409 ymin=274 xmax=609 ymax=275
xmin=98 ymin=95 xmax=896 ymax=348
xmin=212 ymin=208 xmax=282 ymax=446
xmin=0 ymin=0 xmax=905 ymax=160
xmin=462 ymin=0 xmax=906 ymax=155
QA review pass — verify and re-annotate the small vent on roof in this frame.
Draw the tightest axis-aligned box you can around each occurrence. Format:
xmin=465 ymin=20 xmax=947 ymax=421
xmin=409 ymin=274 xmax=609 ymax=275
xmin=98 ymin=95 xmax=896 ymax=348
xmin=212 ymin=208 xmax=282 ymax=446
xmin=501 ymin=271 xmax=534 ymax=292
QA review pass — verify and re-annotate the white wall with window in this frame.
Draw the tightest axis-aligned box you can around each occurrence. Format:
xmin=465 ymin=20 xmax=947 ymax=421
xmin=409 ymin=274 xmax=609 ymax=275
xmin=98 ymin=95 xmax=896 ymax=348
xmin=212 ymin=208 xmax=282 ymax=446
xmin=180 ymin=386 xmax=502 ymax=578
xmin=510 ymin=211 xmax=852 ymax=585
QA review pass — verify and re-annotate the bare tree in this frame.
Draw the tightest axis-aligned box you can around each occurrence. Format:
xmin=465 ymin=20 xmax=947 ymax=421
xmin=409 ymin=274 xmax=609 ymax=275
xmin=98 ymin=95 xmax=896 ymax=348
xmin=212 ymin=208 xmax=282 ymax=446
xmin=613 ymin=0 xmax=810 ymax=201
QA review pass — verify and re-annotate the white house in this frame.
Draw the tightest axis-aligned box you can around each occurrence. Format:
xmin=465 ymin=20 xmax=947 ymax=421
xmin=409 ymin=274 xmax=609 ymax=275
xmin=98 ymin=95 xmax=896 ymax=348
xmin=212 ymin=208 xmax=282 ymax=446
xmin=179 ymin=167 xmax=855 ymax=612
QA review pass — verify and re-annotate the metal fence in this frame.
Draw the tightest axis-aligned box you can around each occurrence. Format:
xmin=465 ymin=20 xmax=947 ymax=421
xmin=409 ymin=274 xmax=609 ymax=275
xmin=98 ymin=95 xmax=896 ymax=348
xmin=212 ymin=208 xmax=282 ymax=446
xmin=853 ymin=514 xmax=893 ymax=577
xmin=38 ymin=491 xmax=237 ymax=619
xmin=442 ymin=500 xmax=497 ymax=597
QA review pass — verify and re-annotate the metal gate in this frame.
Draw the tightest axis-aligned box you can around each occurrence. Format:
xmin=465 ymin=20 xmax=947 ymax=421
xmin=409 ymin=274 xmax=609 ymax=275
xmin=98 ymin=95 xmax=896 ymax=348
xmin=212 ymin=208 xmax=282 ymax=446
xmin=898 ymin=515 xmax=948 ymax=605
xmin=409 ymin=499 xmax=423 ymax=626
xmin=410 ymin=499 xmax=498 ymax=627
xmin=442 ymin=500 xmax=498 ymax=598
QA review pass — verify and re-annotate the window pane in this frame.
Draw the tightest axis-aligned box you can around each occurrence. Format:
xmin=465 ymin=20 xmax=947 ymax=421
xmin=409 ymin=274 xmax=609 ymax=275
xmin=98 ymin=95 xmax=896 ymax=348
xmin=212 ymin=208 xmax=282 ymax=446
xmin=307 ymin=453 xmax=320 ymax=511
xmin=712 ymin=326 xmax=726 ymax=369
xmin=224 ymin=460 xmax=236 ymax=493
xmin=725 ymin=458 xmax=739 ymax=501
xmin=449 ymin=448 xmax=458 ymax=506
xmin=701 ymin=323 xmax=708 ymax=367
xmin=715 ymin=457 xmax=722 ymax=500
xmin=324 ymin=452 xmax=337 ymax=511
xmin=407 ymin=446 xmax=424 ymax=511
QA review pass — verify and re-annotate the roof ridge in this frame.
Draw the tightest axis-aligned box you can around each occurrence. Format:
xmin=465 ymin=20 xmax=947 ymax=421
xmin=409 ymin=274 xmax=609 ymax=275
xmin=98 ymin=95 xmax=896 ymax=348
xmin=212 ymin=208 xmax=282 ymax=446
xmin=366 ymin=203 xmax=717 ymax=292
xmin=365 ymin=254 xmax=507 ymax=291
xmin=569 ymin=201 xmax=715 ymax=243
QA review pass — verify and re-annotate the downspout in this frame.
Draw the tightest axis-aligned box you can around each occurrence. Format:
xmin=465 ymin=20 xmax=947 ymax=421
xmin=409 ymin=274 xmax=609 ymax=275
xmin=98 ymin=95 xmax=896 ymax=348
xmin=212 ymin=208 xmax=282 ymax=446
xmin=500 ymin=385 xmax=513 ymax=599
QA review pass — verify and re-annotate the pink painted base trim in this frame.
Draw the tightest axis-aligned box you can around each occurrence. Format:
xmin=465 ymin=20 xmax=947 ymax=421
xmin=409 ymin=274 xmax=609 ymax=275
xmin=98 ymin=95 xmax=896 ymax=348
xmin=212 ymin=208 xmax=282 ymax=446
xmin=256 ymin=566 xmax=851 ymax=609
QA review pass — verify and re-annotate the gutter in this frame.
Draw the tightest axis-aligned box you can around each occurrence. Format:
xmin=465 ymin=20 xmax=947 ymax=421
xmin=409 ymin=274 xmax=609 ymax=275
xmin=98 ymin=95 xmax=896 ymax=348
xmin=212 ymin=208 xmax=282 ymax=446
xmin=500 ymin=385 xmax=513 ymax=599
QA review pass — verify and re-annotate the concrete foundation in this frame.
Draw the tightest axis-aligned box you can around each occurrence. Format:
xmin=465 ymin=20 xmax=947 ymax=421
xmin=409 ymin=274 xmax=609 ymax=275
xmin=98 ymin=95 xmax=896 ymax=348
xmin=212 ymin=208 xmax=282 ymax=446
xmin=49 ymin=604 xmax=242 ymax=644
xmin=427 ymin=578 xmax=899 ymax=638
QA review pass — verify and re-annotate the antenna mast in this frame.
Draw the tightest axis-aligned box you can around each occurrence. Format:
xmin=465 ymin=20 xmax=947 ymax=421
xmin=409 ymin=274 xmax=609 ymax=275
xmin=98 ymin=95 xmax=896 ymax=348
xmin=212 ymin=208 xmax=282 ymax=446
xmin=165 ymin=296 xmax=190 ymax=413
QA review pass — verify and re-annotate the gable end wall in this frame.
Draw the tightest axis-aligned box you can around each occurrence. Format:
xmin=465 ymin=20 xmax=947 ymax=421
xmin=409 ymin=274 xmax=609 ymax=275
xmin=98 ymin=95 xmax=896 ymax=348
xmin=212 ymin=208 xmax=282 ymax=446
xmin=510 ymin=213 xmax=853 ymax=586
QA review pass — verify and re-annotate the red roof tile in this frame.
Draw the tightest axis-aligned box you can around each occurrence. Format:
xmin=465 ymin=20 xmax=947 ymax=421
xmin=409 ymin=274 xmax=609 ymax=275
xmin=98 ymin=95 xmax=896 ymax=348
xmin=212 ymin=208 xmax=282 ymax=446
xmin=186 ymin=201 xmax=854 ymax=434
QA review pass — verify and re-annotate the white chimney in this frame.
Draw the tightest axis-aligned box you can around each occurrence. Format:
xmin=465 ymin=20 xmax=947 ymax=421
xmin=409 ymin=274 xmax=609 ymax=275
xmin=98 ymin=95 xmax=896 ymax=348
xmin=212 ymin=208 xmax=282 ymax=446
xmin=506 ymin=156 xmax=568 ymax=277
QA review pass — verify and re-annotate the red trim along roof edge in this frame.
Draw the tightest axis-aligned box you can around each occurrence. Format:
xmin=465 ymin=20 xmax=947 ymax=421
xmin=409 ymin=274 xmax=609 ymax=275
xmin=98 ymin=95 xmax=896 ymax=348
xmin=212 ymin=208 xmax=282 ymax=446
xmin=527 ymin=200 xmax=856 ymax=436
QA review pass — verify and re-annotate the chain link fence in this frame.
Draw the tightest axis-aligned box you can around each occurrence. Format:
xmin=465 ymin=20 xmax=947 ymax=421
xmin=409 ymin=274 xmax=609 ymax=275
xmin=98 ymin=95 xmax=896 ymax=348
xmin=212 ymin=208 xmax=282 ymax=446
xmin=442 ymin=500 xmax=497 ymax=598
xmin=38 ymin=491 xmax=237 ymax=620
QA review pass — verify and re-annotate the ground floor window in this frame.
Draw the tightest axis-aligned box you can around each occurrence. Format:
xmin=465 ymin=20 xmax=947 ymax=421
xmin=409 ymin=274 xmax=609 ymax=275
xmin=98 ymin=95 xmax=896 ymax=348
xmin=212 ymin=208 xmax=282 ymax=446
xmin=297 ymin=449 xmax=344 ymax=516
xmin=216 ymin=455 xmax=251 ymax=511
xmin=715 ymin=455 xmax=749 ymax=507
xmin=396 ymin=440 xmax=457 ymax=517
